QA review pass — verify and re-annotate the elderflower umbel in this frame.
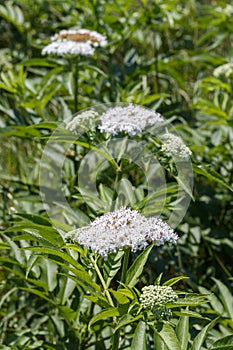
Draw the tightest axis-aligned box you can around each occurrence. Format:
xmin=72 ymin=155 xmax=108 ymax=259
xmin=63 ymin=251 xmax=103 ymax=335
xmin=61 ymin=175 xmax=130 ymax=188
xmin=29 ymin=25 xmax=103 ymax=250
xmin=140 ymin=285 xmax=178 ymax=310
xmin=98 ymin=104 xmax=164 ymax=135
xmin=66 ymin=207 xmax=178 ymax=257
xmin=42 ymin=29 xmax=107 ymax=57
xmin=66 ymin=110 xmax=99 ymax=134
xmin=161 ymin=133 xmax=192 ymax=159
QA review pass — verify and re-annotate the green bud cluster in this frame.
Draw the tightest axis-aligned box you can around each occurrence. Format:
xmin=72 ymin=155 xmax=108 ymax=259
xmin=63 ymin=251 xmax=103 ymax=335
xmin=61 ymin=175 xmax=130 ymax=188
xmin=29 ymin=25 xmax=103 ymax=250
xmin=140 ymin=285 xmax=178 ymax=310
xmin=153 ymin=306 xmax=173 ymax=321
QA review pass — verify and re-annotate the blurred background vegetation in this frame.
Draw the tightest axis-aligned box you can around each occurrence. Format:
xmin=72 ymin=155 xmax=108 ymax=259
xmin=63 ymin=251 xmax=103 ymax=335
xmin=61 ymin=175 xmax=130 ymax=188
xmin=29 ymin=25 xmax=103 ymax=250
xmin=0 ymin=0 xmax=233 ymax=348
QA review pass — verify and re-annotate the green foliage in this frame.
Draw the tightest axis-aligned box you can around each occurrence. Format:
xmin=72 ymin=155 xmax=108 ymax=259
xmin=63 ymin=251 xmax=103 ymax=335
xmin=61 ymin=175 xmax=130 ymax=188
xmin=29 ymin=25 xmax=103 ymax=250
xmin=0 ymin=0 xmax=233 ymax=348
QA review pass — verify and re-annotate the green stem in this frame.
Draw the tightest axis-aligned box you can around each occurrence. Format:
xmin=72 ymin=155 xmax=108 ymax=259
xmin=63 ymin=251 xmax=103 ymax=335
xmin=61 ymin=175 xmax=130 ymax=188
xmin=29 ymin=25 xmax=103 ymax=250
xmin=90 ymin=255 xmax=114 ymax=307
xmin=110 ymin=157 xmax=123 ymax=211
xmin=121 ymin=248 xmax=130 ymax=284
xmin=112 ymin=329 xmax=121 ymax=350
xmin=90 ymin=255 xmax=121 ymax=349
xmin=73 ymin=57 xmax=79 ymax=113
xmin=112 ymin=248 xmax=130 ymax=349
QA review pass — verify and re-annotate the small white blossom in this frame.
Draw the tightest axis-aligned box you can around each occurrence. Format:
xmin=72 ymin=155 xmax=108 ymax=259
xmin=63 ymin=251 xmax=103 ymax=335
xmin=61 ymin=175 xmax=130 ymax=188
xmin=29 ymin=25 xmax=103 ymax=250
xmin=42 ymin=28 xmax=107 ymax=57
xmin=161 ymin=133 xmax=192 ymax=159
xmin=213 ymin=63 xmax=233 ymax=78
xmin=66 ymin=207 xmax=178 ymax=257
xmin=140 ymin=285 xmax=178 ymax=310
xmin=66 ymin=110 xmax=99 ymax=133
xmin=98 ymin=104 xmax=164 ymax=135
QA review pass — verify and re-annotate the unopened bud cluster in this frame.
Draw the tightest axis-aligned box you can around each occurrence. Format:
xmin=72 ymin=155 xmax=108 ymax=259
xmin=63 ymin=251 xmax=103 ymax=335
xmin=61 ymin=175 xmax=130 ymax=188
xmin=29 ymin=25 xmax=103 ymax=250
xmin=161 ymin=133 xmax=192 ymax=159
xmin=140 ymin=285 xmax=178 ymax=310
xmin=66 ymin=110 xmax=98 ymax=134
xmin=153 ymin=306 xmax=173 ymax=320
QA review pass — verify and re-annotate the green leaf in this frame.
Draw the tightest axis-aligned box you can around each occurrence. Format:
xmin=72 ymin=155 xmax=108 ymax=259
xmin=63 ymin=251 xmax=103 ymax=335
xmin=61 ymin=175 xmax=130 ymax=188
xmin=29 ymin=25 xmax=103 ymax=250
xmin=176 ymin=314 xmax=189 ymax=350
xmin=109 ymin=289 xmax=130 ymax=305
xmin=20 ymin=58 xmax=60 ymax=67
xmin=117 ymin=178 xmax=136 ymax=206
xmin=131 ymin=321 xmax=147 ymax=350
xmin=89 ymin=307 xmax=120 ymax=328
xmin=190 ymin=318 xmax=218 ymax=350
xmin=174 ymin=172 xmax=195 ymax=201
xmin=198 ymin=286 xmax=223 ymax=315
xmin=0 ymin=3 xmax=25 ymax=32
xmin=57 ymin=274 xmax=77 ymax=305
xmin=114 ymin=314 xmax=143 ymax=333
xmin=58 ymin=271 xmax=101 ymax=296
xmin=15 ymin=213 xmax=53 ymax=226
xmin=193 ymin=164 xmax=233 ymax=192
xmin=103 ymin=251 xmax=124 ymax=288
xmin=155 ymin=323 xmax=181 ymax=350
xmin=167 ymin=295 xmax=207 ymax=308
xmin=81 ymin=64 xmax=107 ymax=77
xmin=58 ymin=306 xmax=76 ymax=321
xmin=126 ymin=245 xmax=153 ymax=287
xmin=163 ymin=276 xmax=189 ymax=287
xmin=212 ymin=278 xmax=233 ymax=318
xmin=3 ymin=234 xmax=26 ymax=265
xmin=23 ymin=246 xmax=85 ymax=271
xmin=174 ymin=310 xmax=208 ymax=319
xmin=5 ymin=222 xmax=64 ymax=247
xmin=209 ymin=335 xmax=233 ymax=350
xmin=0 ymin=82 xmax=16 ymax=93
xmin=39 ymin=259 xmax=58 ymax=292
xmin=154 ymin=332 xmax=167 ymax=350
xmin=20 ymin=288 xmax=55 ymax=303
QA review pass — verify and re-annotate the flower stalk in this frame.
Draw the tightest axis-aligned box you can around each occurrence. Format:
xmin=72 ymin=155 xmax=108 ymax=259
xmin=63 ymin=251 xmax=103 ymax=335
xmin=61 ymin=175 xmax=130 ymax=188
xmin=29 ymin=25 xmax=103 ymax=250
xmin=73 ymin=57 xmax=79 ymax=113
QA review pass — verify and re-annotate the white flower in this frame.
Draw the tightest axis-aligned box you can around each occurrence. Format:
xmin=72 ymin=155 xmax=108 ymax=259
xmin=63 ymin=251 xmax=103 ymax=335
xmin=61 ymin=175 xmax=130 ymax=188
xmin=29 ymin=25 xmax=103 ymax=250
xmin=42 ymin=28 xmax=107 ymax=57
xmin=140 ymin=285 xmax=178 ymax=310
xmin=66 ymin=207 xmax=178 ymax=257
xmin=213 ymin=63 xmax=233 ymax=78
xmin=66 ymin=110 xmax=99 ymax=133
xmin=161 ymin=133 xmax=192 ymax=159
xmin=98 ymin=104 xmax=164 ymax=135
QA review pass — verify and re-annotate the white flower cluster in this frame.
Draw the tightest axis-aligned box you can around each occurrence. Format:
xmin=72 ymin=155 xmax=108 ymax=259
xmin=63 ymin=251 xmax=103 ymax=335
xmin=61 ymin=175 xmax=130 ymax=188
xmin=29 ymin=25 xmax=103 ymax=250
xmin=213 ymin=62 xmax=233 ymax=78
xmin=161 ymin=133 xmax=192 ymax=159
xmin=140 ymin=285 xmax=178 ymax=310
xmin=98 ymin=104 xmax=164 ymax=135
xmin=67 ymin=207 xmax=178 ymax=257
xmin=42 ymin=29 xmax=107 ymax=57
xmin=66 ymin=110 xmax=98 ymax=134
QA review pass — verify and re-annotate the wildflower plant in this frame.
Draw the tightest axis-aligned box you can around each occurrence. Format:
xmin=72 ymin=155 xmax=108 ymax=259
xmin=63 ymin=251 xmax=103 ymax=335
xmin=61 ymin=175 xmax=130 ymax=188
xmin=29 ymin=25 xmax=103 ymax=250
xmin=33 ymin=101 xmax=206 ymax=349
xmin=42 ymin=28 xmax=107 ymax=112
